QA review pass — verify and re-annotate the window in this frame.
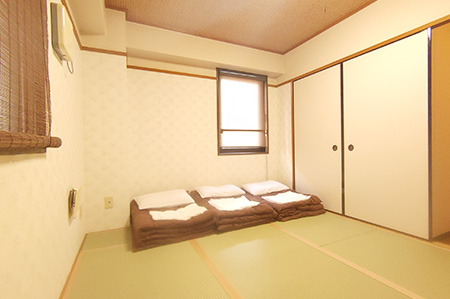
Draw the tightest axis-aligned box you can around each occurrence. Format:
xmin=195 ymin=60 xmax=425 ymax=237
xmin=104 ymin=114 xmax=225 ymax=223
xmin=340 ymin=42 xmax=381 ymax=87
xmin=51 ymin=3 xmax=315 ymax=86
xmin=217 ymin=69 xmax=268 ymax=155
xmin=0 ymin=0 xmax=61 ymax=154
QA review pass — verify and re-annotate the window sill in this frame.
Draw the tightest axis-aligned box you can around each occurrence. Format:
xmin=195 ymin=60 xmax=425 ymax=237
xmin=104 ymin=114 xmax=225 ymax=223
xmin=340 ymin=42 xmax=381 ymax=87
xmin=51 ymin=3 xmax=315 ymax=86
xmin=218 ymin=147 xmax=268 ymax=155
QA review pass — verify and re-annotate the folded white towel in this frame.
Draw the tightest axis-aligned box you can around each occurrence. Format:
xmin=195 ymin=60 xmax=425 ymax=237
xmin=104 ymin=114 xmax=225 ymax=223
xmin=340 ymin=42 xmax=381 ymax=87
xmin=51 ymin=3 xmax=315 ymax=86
xmin=149 ymin=203 xmax=207 ymax=221
xmin=262 ymin=191 xmax=311 ymax=204
xmin=209 ymin=196 xmax=259 ymax=211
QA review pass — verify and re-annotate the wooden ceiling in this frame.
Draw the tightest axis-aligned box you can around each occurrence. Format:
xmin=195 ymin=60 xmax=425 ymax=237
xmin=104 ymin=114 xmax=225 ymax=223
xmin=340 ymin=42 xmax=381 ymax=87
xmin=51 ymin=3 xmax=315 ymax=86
xmin=105 ymin=0 xmax=376 ymax=54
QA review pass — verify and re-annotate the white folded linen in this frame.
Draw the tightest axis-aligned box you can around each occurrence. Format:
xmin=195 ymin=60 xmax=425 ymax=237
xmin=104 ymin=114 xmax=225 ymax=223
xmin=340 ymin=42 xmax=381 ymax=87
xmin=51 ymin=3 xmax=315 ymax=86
xmin=208 ymin=195 xmax=259 ymax=211
xmin=262 ymin=191 xmax=311 ymax=204
xmin=195 ymin=184 xmax=245 ymax=198
xmin=149 ymin=203 xmax=207 ymax=221
xmin=134 ymin=189 xmax=194 ymax=210
xmin=241 ymin=180 xmax=290 ymax=195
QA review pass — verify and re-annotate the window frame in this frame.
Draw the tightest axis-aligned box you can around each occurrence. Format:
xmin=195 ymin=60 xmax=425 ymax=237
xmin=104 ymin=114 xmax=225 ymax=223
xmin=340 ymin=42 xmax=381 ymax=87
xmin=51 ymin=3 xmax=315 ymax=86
xmin=216 ymin=68 xmax=269 ymax=155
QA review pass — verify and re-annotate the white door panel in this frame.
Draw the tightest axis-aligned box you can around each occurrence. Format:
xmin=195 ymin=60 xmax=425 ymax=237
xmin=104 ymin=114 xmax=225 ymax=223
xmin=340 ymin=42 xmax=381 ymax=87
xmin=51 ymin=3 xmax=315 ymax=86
xmin=294 ymin=65 xmax=342 ymax=213
xmin=343 ymin=31 xmax=429 ymax=238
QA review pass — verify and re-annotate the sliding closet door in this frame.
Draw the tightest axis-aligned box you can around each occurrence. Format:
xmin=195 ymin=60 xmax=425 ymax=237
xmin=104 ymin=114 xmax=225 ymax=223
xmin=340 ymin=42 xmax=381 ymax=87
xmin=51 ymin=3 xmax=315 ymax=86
xmin=294 ymin=65 xmax=342 ymax=213
xmin=343 ymin=30 xmax=429 ymax=238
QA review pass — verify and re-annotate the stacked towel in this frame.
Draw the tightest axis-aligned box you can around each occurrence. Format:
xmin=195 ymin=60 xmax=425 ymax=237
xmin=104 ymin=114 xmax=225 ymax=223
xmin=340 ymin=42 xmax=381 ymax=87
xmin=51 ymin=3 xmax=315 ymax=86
xmin=262 ymin=191 xmax=311 ymax=204
xmin=209 ymin=195 xmax=259 ymax=211
xmin=149 ymin=203 xmax=207 ymax=221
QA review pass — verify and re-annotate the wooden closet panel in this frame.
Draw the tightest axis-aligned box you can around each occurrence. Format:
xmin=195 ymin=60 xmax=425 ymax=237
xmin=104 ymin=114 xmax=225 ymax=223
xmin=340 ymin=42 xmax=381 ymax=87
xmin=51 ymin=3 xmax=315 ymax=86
xmin=293 ymin=65 xmax=342 ymax=213
xmin=343 ymin=31 xmax=429 ymax=238
xmin=431 ymin=22 xmax=450 ymax=238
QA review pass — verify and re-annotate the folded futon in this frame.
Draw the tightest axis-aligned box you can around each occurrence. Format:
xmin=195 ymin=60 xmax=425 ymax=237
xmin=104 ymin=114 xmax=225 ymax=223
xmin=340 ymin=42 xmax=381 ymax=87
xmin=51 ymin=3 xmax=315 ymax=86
xmin=130 ymin=189 xmax=215 ymax=251
xmin=189 ymin=184 xmax=276 ymax=233
xmin=242 ymin=180 xmax=325 ymax=221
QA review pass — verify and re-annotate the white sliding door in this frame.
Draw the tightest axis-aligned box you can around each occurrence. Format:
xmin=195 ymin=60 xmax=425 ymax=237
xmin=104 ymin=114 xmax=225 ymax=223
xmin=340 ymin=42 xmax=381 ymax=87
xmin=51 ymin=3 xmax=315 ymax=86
xmin=343 ymin=31 xmax=429 ymax=238
xmin=294 ymin=65 xmax=342 ymax=213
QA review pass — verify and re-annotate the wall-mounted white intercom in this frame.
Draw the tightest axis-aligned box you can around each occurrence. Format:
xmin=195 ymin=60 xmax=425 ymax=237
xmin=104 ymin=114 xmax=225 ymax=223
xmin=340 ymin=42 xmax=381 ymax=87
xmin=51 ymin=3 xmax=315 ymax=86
xmin=51 ymin=2 xmax=74 ymax=73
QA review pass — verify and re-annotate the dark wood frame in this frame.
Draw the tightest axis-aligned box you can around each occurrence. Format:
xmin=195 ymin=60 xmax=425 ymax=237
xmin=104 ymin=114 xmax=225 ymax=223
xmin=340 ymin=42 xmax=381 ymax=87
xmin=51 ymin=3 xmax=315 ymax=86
xmin=216 ymin=68 xmax=269 ymax=155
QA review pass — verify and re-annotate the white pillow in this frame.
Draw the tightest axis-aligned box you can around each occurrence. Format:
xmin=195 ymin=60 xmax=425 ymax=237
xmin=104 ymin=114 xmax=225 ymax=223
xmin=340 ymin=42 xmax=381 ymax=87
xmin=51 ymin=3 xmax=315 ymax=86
xmin=241 ymin=180 xmax=290 ymax=195
xmin=134 ymin=189 xmax=194 ymax=210
xmin=195 ymin=184 xmax=245 ymax=198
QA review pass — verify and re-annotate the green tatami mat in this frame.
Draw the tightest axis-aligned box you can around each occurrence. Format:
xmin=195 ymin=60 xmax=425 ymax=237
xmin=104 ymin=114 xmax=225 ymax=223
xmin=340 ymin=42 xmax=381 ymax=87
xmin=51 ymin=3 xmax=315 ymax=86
xmin=82 ymin=227 xmax=132 ymax=251
xmin=324 ymin=229 xmax=450 ymax=299
xmin=197 ymin=224 xmax=408 ymax=299
xmin=276 ymin=212 xmax=375 ymax=246
xmin=69 ymin=242 xmax=229 ymax=299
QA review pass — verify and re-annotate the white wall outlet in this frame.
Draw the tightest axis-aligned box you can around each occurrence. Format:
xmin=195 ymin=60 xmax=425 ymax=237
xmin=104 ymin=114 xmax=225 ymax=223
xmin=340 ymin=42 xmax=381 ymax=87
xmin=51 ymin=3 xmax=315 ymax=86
xmin=104 ymin=197 xmax=113 ymax=209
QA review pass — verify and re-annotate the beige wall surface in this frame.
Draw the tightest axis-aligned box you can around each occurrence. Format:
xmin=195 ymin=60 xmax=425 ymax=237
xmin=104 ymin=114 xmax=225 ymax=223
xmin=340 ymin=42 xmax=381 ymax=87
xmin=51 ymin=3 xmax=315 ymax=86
xmin=81 ymin=52 xmax=289 ymax=232
xmin=280 ymin=0 xmax=450 ymax=84
xmin=0 ymin=1 xmax=86 ymax=298
xmin=272 ymin=83 xmax=293 ymax=188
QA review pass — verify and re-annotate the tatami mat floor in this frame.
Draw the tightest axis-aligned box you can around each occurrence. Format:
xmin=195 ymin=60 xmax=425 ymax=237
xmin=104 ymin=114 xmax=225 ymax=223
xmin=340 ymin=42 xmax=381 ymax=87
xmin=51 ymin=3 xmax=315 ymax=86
xmin=63 ymin=213 xmax=450 ymax=299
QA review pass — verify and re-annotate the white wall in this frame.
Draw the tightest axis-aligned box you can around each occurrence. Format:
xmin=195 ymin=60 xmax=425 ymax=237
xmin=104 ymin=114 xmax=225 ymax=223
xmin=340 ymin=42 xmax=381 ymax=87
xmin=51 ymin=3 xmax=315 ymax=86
xmin=81 ymin=53 xmax=289 ymax=232
xmin=0 ymin=1 xmax=86 ymax=298
xmin=274 ymin=83 xmax=293 ymax=187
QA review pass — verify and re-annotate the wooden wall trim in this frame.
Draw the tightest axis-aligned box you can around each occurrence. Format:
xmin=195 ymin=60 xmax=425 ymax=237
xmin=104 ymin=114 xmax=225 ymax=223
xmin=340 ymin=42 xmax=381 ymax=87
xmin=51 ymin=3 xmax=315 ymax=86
xmin=127 ymin=65 xmax=216 ymax=80
xmin=60 ymin=3 xmax=450 ymax=90
xmin=80 ymin=46 xmax=127 ymax=56
xmin=127 ymin=65 xmax=278 ymax=86
xmin=59 ymin=234 xmax=87 ymax=299
xmin=277 ymin=13 xmax=450 ymax=88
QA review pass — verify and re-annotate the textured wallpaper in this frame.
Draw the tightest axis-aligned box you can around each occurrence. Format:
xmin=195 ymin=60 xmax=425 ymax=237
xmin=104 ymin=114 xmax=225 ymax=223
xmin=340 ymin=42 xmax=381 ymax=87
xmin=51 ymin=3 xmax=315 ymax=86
xmin=0 ymin=1 xmax=86 ymax=298
xmin=275 ymin=83 xmax=293 ymax=187
xmin=0 ymin=4 xmax=293 ymax=296
xmin=81 ymin=53 xmax=291 ymax=232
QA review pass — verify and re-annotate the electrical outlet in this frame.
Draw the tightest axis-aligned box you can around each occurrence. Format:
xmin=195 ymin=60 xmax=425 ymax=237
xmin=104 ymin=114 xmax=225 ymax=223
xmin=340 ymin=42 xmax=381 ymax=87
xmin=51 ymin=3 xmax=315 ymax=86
xmin=104 ymin=197 xmax=113 ymax=209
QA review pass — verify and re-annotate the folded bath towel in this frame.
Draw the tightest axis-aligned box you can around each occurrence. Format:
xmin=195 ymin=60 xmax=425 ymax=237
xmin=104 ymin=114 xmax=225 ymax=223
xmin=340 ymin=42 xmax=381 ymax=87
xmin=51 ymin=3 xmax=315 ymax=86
xmin=262 ymin=191 xmax=311 ymax=204
xmin=149 ymin=203 xmax=207 ymax=221
xmin=209 ymin=196 xmax=259 ymax=211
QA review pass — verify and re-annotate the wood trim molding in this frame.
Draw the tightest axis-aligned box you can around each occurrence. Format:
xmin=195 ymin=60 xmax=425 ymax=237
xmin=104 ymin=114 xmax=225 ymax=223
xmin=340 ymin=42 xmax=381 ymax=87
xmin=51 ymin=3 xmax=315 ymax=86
xmin=127 ymin=65 xmax=216 ymax=80
xmin=277 ymin=13 xmax=450 ymax=87
xmin=127 ymin=65 xmax=278 ymax=86
xmin=59 ymin=234 xmax=87 ymax=299
xmin=80 ymin=45 xmax=127 ymax=56
xmin=60 ymin=3 xmax=450 ymax=90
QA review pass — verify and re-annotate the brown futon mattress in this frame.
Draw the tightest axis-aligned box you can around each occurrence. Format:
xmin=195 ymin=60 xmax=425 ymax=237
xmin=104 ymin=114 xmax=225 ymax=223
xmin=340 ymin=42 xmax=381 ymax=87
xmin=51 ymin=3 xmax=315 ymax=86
xmin=130 ymin=200 xmax=215 ymax=251
xmin=189 ymin=191 xmax=276 ymax=233
xmin=253 ymin=190 xmax=325 ymax=221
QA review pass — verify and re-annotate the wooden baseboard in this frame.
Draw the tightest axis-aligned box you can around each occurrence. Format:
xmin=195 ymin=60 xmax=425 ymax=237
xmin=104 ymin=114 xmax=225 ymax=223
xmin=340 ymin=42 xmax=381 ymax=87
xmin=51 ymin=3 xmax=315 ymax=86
xmin=59 ymin=234 xmax=87 ymax=299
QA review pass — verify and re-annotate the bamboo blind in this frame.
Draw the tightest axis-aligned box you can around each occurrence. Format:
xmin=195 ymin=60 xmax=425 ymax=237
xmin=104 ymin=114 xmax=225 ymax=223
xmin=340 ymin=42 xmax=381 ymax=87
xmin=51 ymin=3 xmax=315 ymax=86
xmin=0 ymin=0 xmax=61 ymax=153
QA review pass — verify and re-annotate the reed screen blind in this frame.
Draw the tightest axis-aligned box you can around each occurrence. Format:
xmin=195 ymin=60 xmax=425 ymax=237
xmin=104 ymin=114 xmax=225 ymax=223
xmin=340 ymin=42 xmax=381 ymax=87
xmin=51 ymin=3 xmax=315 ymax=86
xmin=217 ymin=69 xmax=268 ymax=155
xmin=0 ymin=0 xmax=61 ymax=154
